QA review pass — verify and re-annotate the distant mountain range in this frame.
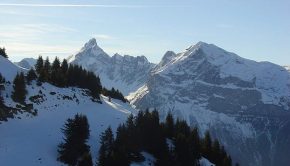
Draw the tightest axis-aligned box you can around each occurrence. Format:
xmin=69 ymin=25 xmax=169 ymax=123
xmin=67 ymin=38 xmax=155 ymax=96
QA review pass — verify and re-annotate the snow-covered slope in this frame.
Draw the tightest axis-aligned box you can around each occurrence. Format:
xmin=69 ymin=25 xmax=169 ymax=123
xmin=0 ymin=55 xmax=26 ymax=81
xmin=15 ymin=58 xmax=37 ymax=69
xmin=0 ymin=81 xmax=136 ymax=166
xmin=284 ymin=65 xmax=290 ymax=72
xmin=0 ymin=56 xmax=137 ymax=165
xmin=130 ymin=42 xmax=290 ymax=166
xmin=68 ymin=38 xmax=156 ymax=96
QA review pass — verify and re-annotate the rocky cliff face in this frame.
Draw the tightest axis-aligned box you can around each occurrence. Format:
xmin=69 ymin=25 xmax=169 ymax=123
xmin=68 ymin=38 xmax=156 ymax=95
xmin=130 ymin=42 xmax=290 ymax=166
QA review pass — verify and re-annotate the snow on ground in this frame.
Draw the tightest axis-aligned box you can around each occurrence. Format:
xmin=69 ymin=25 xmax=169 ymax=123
xmin=130 ymin=152 xmax=156 ymax=166
xmin=0 ymin=82 xmax=136 ymax=166
xmin=199 ymin=157 xmax=215 ymax=166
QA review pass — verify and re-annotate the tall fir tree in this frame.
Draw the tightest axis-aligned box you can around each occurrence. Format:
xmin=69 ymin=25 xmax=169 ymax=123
xmin=58 ymin=114 xmax=90 ymax=166
xmin=189 ymin=127 xmax=201 ymax=163
xmin=26 ymin=69 xmax=37 ymax=84
xmin=97 ymin=126 xmax=114 ymax=166
xmin=35 ymin=56 xmax=44 ymax=74
xmin=0 ymin=73 xmax=5 ymax=106
xmin=43 ymin=57 xmax=51 ymax=81
xmin=61 ymin=59 xmax=69 ymax=86
xmin=61 ymin=59 xmax=69 ymax=74
xmin=202 ymin=131 xmax=213 ymax=161
xmin=51 ymin=57 xmax=62 ymax=86
xmin=165 ymin=112 xmax=174 ymax=138
xmin=77 ymin=153 xmax=93 ymax=166
xmin=11 ymin=72 xmax=27 ymax=104
xmin=0 ymin=47 xmax=8 ymax=58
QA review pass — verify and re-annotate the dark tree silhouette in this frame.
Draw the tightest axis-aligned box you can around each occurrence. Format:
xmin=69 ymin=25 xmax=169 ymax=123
xmin=58 ymin=114 xmax=90 ymax=166
xmin=11 ymin=72 xmax=27 ymax=104
xmin=26 ymin=69 xmax=37 ymax=84
xmin=0 ymin=47 xmax=8 ymax=58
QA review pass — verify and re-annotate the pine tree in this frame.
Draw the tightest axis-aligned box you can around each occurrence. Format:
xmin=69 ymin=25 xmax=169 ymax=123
xmin=35 ymin=56 xmax=44 ymax=74
xmin=11 ymin=73 xmax=27 ymax=104
xmin=97 ymin=126 xmax=114 ymax=166
xmin=189 ymin=127 xmax=201 ymax=164
xmin=174 ymin=119 xmax=190 ymax=137
xmin=0 ymin=47 xmax=8 ymax=58
xmin=61 ymin=59 xmax=69 ymax=86
xmin=0 ymin=73 xmax=5 ymax=106
xmin=58 ymin=114 xmax=90 ymax=166
xmin=26 ymin=69 xmax=37 ymax=84
xmin=202 ymin=131 xmax=212 ymax=161
xmin=78 ymin=153 xmax=93 ymax=166
xmin=212 ymin=139 xmax=221 ymax=165
xmin=43 ymin=57 xmax=51 ymax=81
xmin=51 ymin=57 xmax=61 ymax=86
xmin=0 ymin=90 xmax=3 ymax=106
xmin=174 ymin=133 xmax=192 ymax=166
xmin=165 ymin=112 xmax=174 ymax=138
xmin=61 ymin=59 xmax=69 ymax=74
xmin=113 ymin=124 xmax=130 ymax=165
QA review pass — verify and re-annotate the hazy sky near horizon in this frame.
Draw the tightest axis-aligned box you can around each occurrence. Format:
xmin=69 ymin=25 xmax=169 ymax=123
xmin=0 ymin=0 xmax=289 ymax=65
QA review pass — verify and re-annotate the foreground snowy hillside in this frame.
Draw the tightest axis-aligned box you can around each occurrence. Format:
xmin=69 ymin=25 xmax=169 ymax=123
xmin=0 ymin=82 xmax=136 ymax=166
xmin=0 ymin=55 xmax=136 ymax=165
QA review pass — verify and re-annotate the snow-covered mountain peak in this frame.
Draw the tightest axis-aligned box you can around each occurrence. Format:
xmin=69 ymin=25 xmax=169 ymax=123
xmin=157 ymin=51 xmax=176 ymax=68
xmin=68 ymin=38 xmax=110 ymax=66
xmin=15 ymin=58 xmax=37 ymax=69
xmin=84 ymin=38 xmax=98 ymax=49
xmin=130 ymin=42 xmax=290 ymax=166
xmin=69 ymin=39 xmax=156 ymax=95
xmin=184 ymin=41 xmax=235 ymax=62
xmin=77 ymin=38 xmax=109 ymax=60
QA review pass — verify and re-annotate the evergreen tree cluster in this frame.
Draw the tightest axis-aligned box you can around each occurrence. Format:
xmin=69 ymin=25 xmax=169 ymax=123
xmin=0 ymin=73 xmax=5 ymax=106
xmin=97 ymin=110 xmax=236 ymax=166
xmin=11 ymin=72 xmax=27 ymax=104
xmin=26 ymin=69 xmax=37 ymax=85
xmin=58 ymin=114 xmax=92 ymax=166
xmin=102 ymin=87 xmax=127 ymax=103
xmin=35 ymin=56 xmax=102 ymax=99
xmin=0 ymin=47 xmax=8 ymax=58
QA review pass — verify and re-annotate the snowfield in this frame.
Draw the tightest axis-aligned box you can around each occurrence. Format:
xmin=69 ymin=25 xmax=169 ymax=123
xmin=0 ymin=81 xmax=136 ymax=165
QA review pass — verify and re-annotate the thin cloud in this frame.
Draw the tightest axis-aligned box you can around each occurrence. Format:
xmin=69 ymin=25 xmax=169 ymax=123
xmin=0 ymin=3 xmax=148 ymax=8
xmin=93 ymin=34 xmax=114 ymax=40
xmin=0 ymin=24 xmax=76 ymax=40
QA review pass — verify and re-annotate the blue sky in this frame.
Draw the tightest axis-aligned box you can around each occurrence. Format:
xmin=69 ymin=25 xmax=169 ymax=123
xmin=0 ymin=0 xmax=289 ymax=65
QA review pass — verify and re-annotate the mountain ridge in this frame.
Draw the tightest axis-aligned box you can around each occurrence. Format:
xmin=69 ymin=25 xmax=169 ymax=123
xmin=68 ymin=38 xmax=156 ymax=96
xmin=129 ymin=41 xmax=290 ymax=166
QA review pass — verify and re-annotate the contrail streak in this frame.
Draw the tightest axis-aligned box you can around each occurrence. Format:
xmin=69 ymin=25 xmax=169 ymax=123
xmin=0 ymin=3 xmax=149 ymax=8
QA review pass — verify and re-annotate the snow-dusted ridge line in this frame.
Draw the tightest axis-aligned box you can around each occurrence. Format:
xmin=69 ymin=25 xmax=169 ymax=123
xmin=68 ymin=38 xmax=156 ymax=96
xmin=130 ymin=41 xmax=290 ymax=166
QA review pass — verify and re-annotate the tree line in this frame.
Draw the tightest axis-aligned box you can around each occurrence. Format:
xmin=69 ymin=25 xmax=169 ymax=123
xmin=35 ymin=56 xmax=102 ymax=99
xmin=8 ymin=56 xmax=127 ymax=104
xmin=98 ymin=110 xmax=235 ymax=166
xmin=57 ymin=111 xmax=237 ymax=166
